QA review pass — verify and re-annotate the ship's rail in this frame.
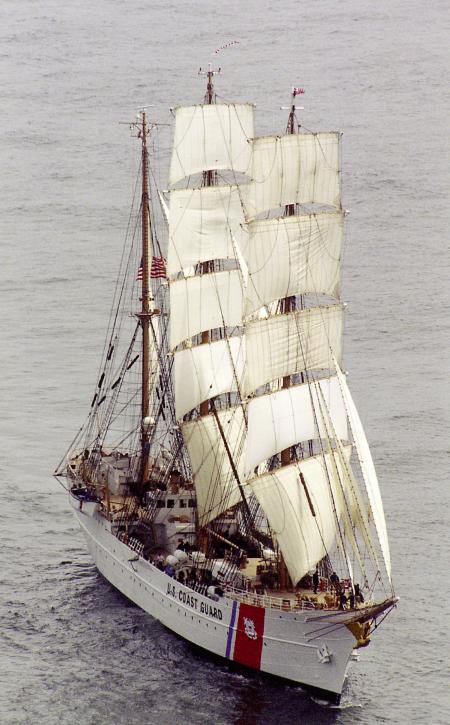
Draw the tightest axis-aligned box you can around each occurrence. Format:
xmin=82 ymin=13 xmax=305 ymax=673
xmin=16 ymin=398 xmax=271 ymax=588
xmin=223 ymin=585 xmax=322 ymax=612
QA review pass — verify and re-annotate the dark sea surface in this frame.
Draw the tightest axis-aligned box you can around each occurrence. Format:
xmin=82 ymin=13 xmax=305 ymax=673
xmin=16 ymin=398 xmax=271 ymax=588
xmin=1 ymin=0 xmax=449 ymax=723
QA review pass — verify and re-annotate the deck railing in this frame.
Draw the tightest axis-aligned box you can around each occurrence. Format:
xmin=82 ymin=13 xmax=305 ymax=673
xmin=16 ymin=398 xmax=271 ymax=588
xmin=223 ymin=585 xmax=320 ymax=611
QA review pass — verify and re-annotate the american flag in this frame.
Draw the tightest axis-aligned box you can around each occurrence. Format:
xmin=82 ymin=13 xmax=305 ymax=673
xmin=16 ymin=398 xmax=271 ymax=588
xmin=292 ymin=87 xmax=305 ymax=96
xmin=136 ymin=256 xmax=167 ymax=280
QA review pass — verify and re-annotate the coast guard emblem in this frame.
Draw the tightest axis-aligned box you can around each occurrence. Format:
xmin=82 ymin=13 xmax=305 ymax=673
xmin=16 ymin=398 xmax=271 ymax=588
xmin=243 ymin=617 xmax=258 ymax=640
xmin=233 ymin=603 xmax=265 ymax=668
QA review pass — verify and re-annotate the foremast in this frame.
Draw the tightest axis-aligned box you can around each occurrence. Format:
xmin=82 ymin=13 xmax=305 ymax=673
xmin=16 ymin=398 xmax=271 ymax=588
xmin=136 ymin=110 xmax=155 ymax=491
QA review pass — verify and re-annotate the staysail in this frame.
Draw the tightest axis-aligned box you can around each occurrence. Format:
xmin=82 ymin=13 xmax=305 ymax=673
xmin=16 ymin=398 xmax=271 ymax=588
xmin=334 ymin=361 xmax=392 ymax=581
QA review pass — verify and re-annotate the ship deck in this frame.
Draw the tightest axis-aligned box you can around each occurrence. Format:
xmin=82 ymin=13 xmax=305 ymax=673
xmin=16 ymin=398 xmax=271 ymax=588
xmin=77 ymin=491 xmax=365 ymax=615
xmin=226 ymin=557 xmax=345 ymax=612
xmin=223 ymin=585 xmax=344 ymax=612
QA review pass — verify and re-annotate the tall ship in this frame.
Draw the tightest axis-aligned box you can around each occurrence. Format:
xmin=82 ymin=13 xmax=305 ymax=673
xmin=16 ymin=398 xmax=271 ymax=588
xmin=55 ymin=68 xmax=397 ymax=703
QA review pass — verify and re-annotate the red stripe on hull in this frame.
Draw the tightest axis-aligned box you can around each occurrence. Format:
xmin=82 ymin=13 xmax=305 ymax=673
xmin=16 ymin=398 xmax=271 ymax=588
xmin=233 ymin=603 xmax=265 ymax=670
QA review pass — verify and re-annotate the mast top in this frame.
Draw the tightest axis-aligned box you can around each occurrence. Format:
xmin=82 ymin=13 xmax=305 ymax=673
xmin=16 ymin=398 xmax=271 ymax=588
xmin=126 ymin=106 xmax=169 ymax=139
xmin=198 ymin=64 xmax=221 ymax=104
xmin=127 ymin=108 xmax=153 ymax=142
xmin=284 ymin=86 xmax=305 ymax=134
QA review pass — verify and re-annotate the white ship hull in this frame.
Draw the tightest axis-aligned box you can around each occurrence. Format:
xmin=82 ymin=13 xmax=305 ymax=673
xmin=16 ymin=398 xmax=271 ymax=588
xmin=71 ymin=497 xmax=359 ymax=702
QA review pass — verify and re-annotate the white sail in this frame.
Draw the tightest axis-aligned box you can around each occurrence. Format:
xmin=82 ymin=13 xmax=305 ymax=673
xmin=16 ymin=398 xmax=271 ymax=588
xmin=158 ymin=191 xmax=170 ymax=225
xmin=318 ymin=405 xmax=366 ymax=578
xmin=245 ymin=132 xmax=341 ymax=218
xmin=174 ymin=337 xmax=245 ymax=419
xmin=167 ymin=185 xmax=246 ymax=275
xmin=243 ymin=212 xmax=343 ymax=315
xmin=181 ymin=405 xmax=246 ymax=525
xmin=248 ymin=447 xmax=352 ymax=585
xmin=63 ymin=83 xmax=397 ymax=710
xmin=169 ymin=103 xmax=254 ymax=185
xmin=149 ymin=314 xmax=161 ymax=407
xmin=244 ymin=304 xmax=344 ymax=395
xmin=333 ymin=430 xmax=381 ymax=570
xmin=169 ymin=270 xmax=243 ymax=350
xmin=245 ymin=376 xmax=348 ymax=475
xmin=334 ymin=362 xmax=392 ymax=581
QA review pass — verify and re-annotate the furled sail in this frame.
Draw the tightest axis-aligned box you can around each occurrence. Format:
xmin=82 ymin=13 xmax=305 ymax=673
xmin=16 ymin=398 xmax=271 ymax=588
xmin=181 ymin=405 xmax=246 ymax=526
xmin=334 ymin=362 xmax=392 ymax=581
xmin=243 ymin=304 xmax=344 ymax=395
xmin=245 ymin=376 xmax=348 ymax=475
xmin=149 ymin=314 xmax=161 ymax=407
xmin=244 ymin=132 xmax=341 ymax=218
xmin=243 ymin=212 xmax=343 ymax=315
xmin=248 ymin=447 xmax=352 ymax=585
xmin=174 ymin=336 xmax=245 ymax=419
xmin=167 ymin=185 xmax=247 ymax=275
xmin=169 ymin=103 xmax=254 ymax=185
xmin=169 ymin=270 xmax=243 ymax=350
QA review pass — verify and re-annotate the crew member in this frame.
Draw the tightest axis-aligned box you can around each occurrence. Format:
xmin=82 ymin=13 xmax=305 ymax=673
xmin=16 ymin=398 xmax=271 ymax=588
xmin=313 ymin=567 xmax=319 ymax=594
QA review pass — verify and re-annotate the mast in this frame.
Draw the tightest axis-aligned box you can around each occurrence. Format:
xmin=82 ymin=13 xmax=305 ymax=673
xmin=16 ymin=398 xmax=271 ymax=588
xmin=139 ymin=111 xmax=152 ymax=489
xmin=278 ymin=90 xmax=303 ymax=587
xmin=280 ymin=90 xmax=300 ymax=467
xmin=199 ymin=64 xmax=220 ymax=416
xmin=167 ymin=78 xmax=255 ymax=529
xmin=193 ymin=65 xmax=255 ymax=539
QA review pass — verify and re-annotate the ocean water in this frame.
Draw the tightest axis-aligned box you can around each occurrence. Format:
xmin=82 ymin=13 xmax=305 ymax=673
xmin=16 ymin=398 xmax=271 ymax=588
xmin=1 ymin=0 xmax=449 ymax=723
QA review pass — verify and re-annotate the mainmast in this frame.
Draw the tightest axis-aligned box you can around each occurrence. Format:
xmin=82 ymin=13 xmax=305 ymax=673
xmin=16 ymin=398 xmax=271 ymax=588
xmin=280 ymin=89 xmax=302 ymax=467
xmin=278 ymin=89 xmax=303 ymax=587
